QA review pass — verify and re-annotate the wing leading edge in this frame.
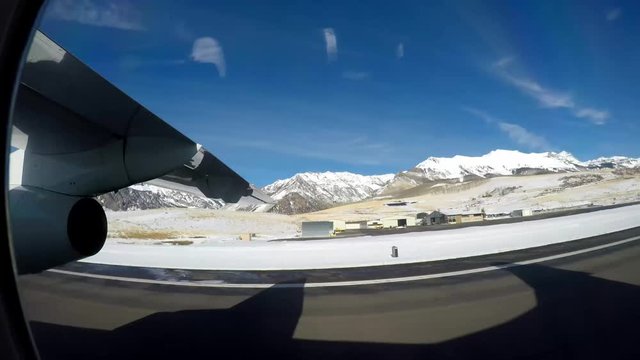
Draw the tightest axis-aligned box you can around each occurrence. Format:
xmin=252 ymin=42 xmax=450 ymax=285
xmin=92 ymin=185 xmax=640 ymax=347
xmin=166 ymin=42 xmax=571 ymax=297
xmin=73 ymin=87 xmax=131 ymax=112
xmin=12 ymin=30 xmax=273 ymax=209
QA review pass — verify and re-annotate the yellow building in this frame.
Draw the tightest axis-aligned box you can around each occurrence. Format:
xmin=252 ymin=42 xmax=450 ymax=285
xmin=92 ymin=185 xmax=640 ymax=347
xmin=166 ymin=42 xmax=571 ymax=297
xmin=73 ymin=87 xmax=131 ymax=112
xmin=447 ymin=212 xmax=485 ymax=224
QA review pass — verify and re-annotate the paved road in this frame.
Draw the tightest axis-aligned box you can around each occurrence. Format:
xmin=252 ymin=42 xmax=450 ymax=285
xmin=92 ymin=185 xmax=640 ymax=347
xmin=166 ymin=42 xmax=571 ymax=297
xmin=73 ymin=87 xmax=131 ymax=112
xmin=19 ymin=227 xmax=640 ymax=359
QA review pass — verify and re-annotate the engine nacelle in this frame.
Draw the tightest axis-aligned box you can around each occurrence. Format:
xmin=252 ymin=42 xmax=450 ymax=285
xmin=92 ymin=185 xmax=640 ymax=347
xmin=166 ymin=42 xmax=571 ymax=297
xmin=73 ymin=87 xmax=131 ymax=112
xmin=9 ymin=186 xmax=107 ymax=274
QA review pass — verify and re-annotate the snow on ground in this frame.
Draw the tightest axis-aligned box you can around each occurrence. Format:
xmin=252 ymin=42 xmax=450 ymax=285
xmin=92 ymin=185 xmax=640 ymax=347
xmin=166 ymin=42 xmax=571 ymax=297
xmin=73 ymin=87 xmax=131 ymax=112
xmin=93 ymin=169 xmax=640 ymax=270
xmin=106 ymin=208 xmax=299 ymax=244
xmin=106 ymin=170 xmax=640 ymax=244
xmin=85 ymin=204 xmax=640 ymax=270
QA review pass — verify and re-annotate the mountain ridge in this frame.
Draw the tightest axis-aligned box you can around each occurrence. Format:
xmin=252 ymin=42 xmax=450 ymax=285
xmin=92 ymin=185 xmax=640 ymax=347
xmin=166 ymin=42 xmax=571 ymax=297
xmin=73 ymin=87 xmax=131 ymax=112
xmin=262 ymin=171 xmax=394 ymax=215
xmin=99 ymin=150 xmax=640 ymax=214
xmin=261 ymin=150 xmax=640 ymax=214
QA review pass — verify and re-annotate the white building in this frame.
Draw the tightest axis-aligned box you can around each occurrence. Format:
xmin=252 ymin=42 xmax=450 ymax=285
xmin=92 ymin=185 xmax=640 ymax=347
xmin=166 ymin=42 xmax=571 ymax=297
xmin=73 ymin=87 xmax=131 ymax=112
xmin=301 ymin=221 xmax=334 ymax=238
xmin=381 ymin=216 xmax=416 ymax=228
xmin=346 ymin=220 xmax=368 ymax=230
xmin=331 ymin=220 xmax=346 ymax=232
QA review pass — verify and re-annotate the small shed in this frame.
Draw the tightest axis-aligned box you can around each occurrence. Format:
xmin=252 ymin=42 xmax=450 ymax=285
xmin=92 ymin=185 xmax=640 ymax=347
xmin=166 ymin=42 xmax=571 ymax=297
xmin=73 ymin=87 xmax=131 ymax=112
xmin=301 ymin=221 xmax=334 ymax=238
xmin=346 ymin=220 xmax=368 ymax=230
xmin=510 ymin=209 xmax=533 ymax=218
xmin=447 ymin=212 xmax=485 ymax=224
xmin=239 ymin=233 xmax=253 ymax=241
xmin=460 ymin=212 xmax=485 ymax=223
xmin=331 ymin=220 xmax=346 ymax=232
xmin=381 ymin=216 xmax=416 ymax=228
xmin=424 ymin=211 xmax=447 ymax=225
xmin=367 ymin=220 xmax=383 ymax=229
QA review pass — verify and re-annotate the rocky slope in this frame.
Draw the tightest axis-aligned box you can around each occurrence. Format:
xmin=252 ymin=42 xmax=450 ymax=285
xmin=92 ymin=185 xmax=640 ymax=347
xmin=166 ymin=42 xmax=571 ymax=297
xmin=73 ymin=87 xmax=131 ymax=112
xmin=381 ymin=150 xmax=639 ymax=194
xmin=96 ymin=184 xmax=224 ymax=211
xmin=262 ymin=172 xmax=394 ymax=215
xmin=263 ymin=150 xmax=640 ymax=213
xmin=101 ymin=150 xmax=640 ymax=214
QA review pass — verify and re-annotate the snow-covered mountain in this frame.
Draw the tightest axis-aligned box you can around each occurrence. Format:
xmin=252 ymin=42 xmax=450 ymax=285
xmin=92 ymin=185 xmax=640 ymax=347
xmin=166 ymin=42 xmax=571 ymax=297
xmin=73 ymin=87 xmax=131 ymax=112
xmin=102 ymin=150 xmax=639 ymax=215
xmin=262 ymin=172 xmax=394 ymax=214
xmin=411 ymin=150 xmax=584 ymax=180
xmin=584 ymin=156 xmax=640 ymax=169
xmin=96 ymin=184 xmax=225 ymax=211
xmin=262 ymin=150 xmax=640 ymax=214
xmin=379 ymin=149 xmax=640 ymax=195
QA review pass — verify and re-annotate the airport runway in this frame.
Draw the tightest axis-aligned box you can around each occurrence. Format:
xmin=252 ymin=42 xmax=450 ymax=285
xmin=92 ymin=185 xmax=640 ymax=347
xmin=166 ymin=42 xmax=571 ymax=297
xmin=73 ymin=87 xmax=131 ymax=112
xmin=19 ymin=226 xmax=640 ymax=359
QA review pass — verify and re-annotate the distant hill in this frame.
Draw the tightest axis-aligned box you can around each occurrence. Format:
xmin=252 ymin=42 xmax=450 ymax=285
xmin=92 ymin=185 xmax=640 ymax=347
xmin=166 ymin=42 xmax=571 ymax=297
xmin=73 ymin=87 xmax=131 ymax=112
xmin=262 ymin=150 xmax=640 ymax=214
xmin=262 ymin=172 xmax=394 ymax=215
xmin=100 ymin=150 xmax=640 ymax=214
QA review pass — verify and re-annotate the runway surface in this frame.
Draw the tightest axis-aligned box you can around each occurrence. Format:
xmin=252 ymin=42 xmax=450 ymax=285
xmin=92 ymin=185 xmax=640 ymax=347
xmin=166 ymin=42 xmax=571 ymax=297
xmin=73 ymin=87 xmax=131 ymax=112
xmin=19 ymin=226 xmax=640 ymax=359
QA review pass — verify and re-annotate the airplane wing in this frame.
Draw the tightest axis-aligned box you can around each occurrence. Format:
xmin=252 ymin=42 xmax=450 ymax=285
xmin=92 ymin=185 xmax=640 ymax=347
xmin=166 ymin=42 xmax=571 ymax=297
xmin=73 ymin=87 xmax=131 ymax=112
xmin=9 ymin=31 xmax=273 ymax=274
xmin=148 ymin=145 xmax=274 ymax=212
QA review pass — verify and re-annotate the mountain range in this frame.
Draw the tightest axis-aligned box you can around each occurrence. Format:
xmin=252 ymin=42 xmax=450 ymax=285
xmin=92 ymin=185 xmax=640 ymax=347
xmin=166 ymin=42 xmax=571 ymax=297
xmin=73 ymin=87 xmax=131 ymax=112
xmin=260 ymin=150 xmax=640 ymax=214
xmin=99 ymin=150 xmax=640 ymax=214
xmin=262 ymin=172 xmax=394 ymax=214
xmin=96 ymin=183 xmax=224 ymax=211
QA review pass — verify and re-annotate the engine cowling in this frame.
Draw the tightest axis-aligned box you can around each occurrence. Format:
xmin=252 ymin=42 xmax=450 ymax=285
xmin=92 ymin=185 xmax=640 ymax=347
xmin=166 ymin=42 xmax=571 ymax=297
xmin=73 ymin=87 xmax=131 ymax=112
xmin=9 ymin=186 xmax=107 ymax=274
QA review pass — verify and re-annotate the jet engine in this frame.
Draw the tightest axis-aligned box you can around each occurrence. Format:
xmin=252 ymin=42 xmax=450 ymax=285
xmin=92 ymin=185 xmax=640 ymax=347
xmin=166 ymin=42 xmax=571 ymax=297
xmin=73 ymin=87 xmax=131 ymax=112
xmin=10 ymin=186 xmax=107 ymax=274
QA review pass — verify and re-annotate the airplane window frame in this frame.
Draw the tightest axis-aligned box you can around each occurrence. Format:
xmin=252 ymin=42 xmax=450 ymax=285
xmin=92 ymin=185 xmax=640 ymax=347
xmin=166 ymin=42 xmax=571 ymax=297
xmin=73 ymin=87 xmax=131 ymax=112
xmin=0 ymin=0 xmax=44 ymax=359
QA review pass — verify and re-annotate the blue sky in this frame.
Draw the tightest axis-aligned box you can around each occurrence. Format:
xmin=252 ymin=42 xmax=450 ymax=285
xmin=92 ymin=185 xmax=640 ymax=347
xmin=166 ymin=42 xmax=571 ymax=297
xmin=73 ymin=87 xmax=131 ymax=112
xmin=38 ymin=0 xmax=640 ymax=186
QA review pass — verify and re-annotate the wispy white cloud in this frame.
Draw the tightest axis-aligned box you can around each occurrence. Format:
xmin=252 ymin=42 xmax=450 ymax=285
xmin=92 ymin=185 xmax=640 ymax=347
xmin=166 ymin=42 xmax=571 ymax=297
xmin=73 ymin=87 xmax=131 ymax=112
xmin=342 ymin=71 xmax=370 ymax=80
xmin=493 ymin=56 xmax=514 ymax=68
xmin=606 ymin=8 xmax=622 ymax=22
xmin=493 ymin=57 xmax=573 ymax=109
xmin=396 ymin=43 xmax=404 ymax=59
xmin=574 ymin=108 xmax=609 ymax=125
xmin=46 ymin=0 xmax=144 ymax=30
xmin=464 ymin=107 xmax=552 ymax=151
xmin=323 ymin=28 xmax=338 ymax=62
xmin=191 ymin=37 xmax=226 ymax=77
xmin=496 ymin=122 xmax=551 ymax=151
xmin=493 ymin=56 xmax=609 ymax=125
xmin=503 ymin=74 xmax=574 ymax=108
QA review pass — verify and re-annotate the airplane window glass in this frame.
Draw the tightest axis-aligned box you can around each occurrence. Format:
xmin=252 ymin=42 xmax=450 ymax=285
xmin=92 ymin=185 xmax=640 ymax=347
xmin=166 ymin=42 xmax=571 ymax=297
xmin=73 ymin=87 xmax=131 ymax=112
xmin=8 ymin=1 xmax=640 ymax=359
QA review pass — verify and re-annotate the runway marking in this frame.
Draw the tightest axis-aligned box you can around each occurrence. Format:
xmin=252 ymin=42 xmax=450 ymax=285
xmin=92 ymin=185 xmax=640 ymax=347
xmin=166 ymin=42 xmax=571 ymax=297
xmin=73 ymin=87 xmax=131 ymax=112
xmin=48 ymin=235 xmax=640 ymax=289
